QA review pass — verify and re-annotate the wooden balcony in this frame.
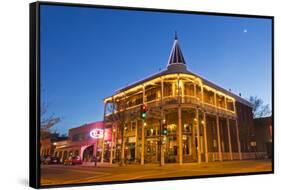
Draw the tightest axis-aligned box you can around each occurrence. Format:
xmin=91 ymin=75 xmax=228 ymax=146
xmin=105 ymin=95 xmax=236 ymax=119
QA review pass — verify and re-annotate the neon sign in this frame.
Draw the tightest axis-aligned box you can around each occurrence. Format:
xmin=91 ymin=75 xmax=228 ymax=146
xmin=89 ymin=129 xmax=104 ymax=139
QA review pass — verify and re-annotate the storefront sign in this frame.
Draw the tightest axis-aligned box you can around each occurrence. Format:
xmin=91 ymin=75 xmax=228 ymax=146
xmin=90 ymin=129 xmax=104 ymax=139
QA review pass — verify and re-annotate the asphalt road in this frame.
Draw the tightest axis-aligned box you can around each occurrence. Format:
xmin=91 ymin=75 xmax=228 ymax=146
xmin=41 ymin=160 xmax=272 ymax=186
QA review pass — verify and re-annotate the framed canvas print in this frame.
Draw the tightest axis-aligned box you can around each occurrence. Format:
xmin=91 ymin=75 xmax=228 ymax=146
xmin=29 ymin=1 xmax=274 ymax=188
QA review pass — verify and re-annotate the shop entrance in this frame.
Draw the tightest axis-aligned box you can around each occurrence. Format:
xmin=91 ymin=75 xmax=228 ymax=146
xmin=146 ymin=140 xmax=158 ymax=163
xmin=83 ymin=145 xmax=94 ymax=162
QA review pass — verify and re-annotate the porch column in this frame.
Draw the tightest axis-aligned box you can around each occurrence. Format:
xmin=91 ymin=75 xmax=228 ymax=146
xmin=227 ymin=118 xmax=233 ymax=160
xmin=114 ymin=124 xmax=118 ymax=160
xmin=203 ymin=112 xmax=208 ymax=163
xmin=101 ymin=102 xmax=107 ymax=164
xmin=121 ymin=126 xmax=125 ymax=164
xmin=101 ymin=129 xmax=105 ymax=163
xmin=177 ymin=75 xmax=183 ymax=165
xmin=135 ymin=121 xmax=138 ymax=162
xmin=121 ymin=93 xmax=126 ymax=164
xmin=160 ymin=77 xmax=165 ymax=166
xmin=94 ymin=141 xmax=97 ymax=157
xmin=235 ymin=119 xmax=242 ymax=160
xmin=196 ymin=108 xmax=201 ymax=163
xmin=191 ymin=83 xmax=196 ymax=160
xmin=141 ymin=120 xmax=145 ymax=165
xmin=110 ymin=125 xmax=114 ymax=165
xmin=201 ymin=84 xmax=204 ymax=103
xmin=110 ymin=98 xmax=115 ymax=165
xmin=193 ymin=83 xmax=196 ymax=97
xmin=191 ymin=112 xmax=196 ymax=160
xmin=141 ymin=85 xmax=145 ymax=165
xmin=155 ymin=125 xmax=158 ymax=162
xmin=216 ymin=114 xmax=222 ymax=161
xmin=181 ymin=79 xmax=184 ymax=103
xmin=178 ymin=106 xmax=183 ymax=165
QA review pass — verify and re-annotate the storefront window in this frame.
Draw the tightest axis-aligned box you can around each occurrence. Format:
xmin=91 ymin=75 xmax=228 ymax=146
xmin=167 ymin=124 xmax=177 ymax=134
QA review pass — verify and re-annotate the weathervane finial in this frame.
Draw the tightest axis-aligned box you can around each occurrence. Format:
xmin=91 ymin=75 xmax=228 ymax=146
xmin=174 ymin=31 xmax=178 ymax=40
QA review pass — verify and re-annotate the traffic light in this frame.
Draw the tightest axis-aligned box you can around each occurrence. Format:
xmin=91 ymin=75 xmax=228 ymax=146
xmin=140 ymin=104 xmax=147 ymax=120
xmin=162 ymin=124 xmax=168 ymax=135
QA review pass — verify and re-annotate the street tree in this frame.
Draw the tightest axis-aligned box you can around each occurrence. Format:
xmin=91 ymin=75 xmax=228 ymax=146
xmin=40 ymin=102 xmax=61 ymax=139
xmin=249 ymin=96 xmax=271 ymax=118
xmin=105 ymin=95 xmax=128 ymax=166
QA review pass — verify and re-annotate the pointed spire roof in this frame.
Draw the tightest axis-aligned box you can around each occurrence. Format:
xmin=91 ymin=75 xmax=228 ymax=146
xmin=167 ymin=32 xmax=186 ymax=67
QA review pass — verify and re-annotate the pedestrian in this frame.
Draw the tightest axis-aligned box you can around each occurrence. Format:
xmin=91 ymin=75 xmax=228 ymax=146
xmin=93 ymin=156 xmax=97 ymax=167
xmin=127 ymin=153 xmax=131 ymax=164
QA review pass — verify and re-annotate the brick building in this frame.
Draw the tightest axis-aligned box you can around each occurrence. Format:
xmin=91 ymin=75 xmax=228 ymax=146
xmin=253 ymin=116 xmax=272 ymax=158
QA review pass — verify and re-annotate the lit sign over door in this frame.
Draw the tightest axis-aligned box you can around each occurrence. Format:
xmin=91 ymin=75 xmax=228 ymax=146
xmin=90 ymin=129 xmax=104 ymax=139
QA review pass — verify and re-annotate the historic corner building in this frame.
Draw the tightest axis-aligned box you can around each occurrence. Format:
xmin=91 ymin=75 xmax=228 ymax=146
xmin=103 ymin=35 xmax=263 ymax=166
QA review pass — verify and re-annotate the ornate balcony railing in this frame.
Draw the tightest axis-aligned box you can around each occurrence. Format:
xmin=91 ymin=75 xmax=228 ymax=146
xmin=105 ymin=94 xmax=236 ymax=117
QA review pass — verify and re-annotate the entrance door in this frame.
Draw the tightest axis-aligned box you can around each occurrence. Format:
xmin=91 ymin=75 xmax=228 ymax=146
xmin=130 ymin=143 xmax=135 ymax=161
xmin=83 ymin=145 xmax=94 ymax=162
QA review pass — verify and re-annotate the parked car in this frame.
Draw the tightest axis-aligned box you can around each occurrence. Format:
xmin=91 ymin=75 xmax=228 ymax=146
xmin=41 ymin=155 xmax=61 ymax=165
xmin=40 ymin=156 xmax=46 ymax=164
xmin=41 ymin=155 xmax=51 ymax=165
xmin=64 ymin=156 xmax=82 ymax=165
xmin=50 ymin=156 xmax=61 ymax=164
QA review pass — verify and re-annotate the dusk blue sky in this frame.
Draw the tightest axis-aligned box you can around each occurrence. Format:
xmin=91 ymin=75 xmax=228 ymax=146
xmin=40 ymin=5 xmax=272 ymax=135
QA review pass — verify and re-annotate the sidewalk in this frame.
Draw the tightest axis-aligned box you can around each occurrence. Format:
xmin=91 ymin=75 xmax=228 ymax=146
xmin=81 ymin=161 xmax=211 ymax=168
xmin=81 ymin=162 xmax=118 ymax=167
xmin=81 ymin=159 xmax=272 ymax=169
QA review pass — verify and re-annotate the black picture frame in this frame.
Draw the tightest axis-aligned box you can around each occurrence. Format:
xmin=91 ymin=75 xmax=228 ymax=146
xmin=29 ymin=1 xmax=274 ymax=189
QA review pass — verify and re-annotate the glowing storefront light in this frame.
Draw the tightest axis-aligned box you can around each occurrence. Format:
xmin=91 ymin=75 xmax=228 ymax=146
xmin=90 ymin=129 xmax=104 ymax=139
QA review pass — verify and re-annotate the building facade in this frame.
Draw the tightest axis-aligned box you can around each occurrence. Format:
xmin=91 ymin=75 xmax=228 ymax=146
xmin=103 ymin=35 xmax=258 ymax=165
xmin=40 ymin=138 xmax=54 ymax=157
xmin=40 ymin=134 xmax=68 ymax=157
xmin=253 ymin=116 xmax=272 ymax=158
xmin=44 ymin=121 xmax=112 ymax=163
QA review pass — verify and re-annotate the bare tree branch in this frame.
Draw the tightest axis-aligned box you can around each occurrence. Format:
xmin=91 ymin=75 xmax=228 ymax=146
xmin=40 ymin=102 xmax=61 ymax=139
xmin=249 ymin=96 xmax=271 ymax=118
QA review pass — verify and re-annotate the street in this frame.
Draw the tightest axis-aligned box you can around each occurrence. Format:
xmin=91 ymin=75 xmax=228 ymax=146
xmin=41 ymin=160 xmax=272 ymax=186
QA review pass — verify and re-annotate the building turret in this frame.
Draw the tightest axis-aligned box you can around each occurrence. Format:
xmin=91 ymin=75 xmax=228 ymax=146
xmin=167 ymin=33 xmax=187 ymax=72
